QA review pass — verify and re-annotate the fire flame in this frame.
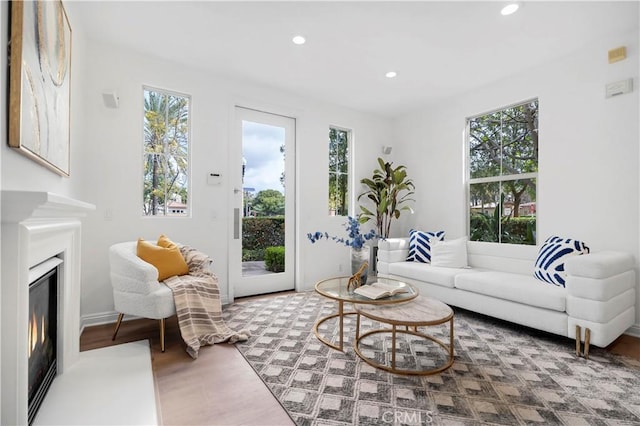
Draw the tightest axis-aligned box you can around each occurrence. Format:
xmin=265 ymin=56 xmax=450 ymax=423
xmin=41 ymin=314 xmax=46 ymax=343
xmin=28 ymin=312 xmax=47 ymax=359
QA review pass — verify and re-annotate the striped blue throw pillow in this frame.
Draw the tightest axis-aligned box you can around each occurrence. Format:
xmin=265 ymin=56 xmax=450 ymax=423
xmin=534 ymin=236 xmax=590 ymax=287
xmin=407 ymin=230 xmax=445 ymax=263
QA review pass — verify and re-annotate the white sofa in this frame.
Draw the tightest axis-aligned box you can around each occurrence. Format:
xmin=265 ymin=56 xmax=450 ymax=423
xmin=377 ymin=238 xmax=636 ymax=354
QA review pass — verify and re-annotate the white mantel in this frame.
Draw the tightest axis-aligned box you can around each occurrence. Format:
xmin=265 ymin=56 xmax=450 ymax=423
xmin=1 ymin=191 xmax=95 ymax=425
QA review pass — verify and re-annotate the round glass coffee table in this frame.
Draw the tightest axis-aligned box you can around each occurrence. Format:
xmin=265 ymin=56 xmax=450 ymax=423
xmin=314 ymin=276 xmax=418 ymax=351
xmin=354 ymin=295 xmax=454 ymax=375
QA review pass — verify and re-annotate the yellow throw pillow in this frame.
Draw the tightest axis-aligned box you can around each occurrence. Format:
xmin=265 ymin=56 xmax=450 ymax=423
xmin=137 ymin=238 xmax=189 ymax=281
xmin=157 ymin=234 xmax=178 ymax=249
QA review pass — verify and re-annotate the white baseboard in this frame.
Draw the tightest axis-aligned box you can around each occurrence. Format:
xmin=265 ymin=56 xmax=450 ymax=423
xmin=80 ymin=311 xmax=122 ymax=335
xmin=625 ymin=323 xmax=640 ymax=338
xmin=80 ymin=295 xmax=231 ymax=334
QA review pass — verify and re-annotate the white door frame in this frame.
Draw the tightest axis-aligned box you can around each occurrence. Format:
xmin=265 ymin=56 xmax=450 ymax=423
xmin=228 ymin=106 xmax=297 ymax=299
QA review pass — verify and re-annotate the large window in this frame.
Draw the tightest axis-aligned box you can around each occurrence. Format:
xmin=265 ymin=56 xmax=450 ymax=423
xmin=143 ymin=87 xmax=190 ymax=217
xmin=328 ymin=127 xmax=350 ymax=216
xmin=468 ymin=99 xmax=538 ymax=244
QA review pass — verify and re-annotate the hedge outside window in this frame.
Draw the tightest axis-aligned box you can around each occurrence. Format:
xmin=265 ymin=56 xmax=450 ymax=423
xmin=328 ymin=127 xmax=350 ymax=216
xmin=143 ymin=87 xmax=190 ymax=217
xmin=468 ymin=99 xmax=538 ymax=245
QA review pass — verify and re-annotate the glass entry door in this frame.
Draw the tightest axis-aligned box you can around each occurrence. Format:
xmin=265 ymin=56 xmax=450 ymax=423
xmin=230 ymin=107 xmax=295 ymax=298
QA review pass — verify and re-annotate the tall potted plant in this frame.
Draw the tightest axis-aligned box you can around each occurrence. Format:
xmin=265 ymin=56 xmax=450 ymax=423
xmin=358 ymin=157 xmax=415 ymax=238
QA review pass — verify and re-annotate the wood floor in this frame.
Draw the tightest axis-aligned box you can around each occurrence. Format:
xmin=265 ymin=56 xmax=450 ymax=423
xmin=80 ymin=312 xmax=293 ymax=426
xmin=80 ymin=295 xmax=640 ymax=426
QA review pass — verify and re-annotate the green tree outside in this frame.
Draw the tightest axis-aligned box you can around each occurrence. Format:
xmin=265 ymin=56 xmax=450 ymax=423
xmin=251 ymin=189 xmax=285 ymax=216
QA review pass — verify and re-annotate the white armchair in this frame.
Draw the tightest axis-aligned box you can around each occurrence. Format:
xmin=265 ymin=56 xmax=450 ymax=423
xmin=109 ymin=241 xmax=176 ymax=351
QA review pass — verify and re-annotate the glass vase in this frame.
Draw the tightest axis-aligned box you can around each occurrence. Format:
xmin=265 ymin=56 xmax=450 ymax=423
xmin=350 ymin=246 xmax=370 ymax=285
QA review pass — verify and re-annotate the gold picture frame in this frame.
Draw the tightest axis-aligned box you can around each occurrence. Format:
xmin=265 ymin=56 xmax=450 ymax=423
xmin=9 ymin=0 xmax=72 ymax=176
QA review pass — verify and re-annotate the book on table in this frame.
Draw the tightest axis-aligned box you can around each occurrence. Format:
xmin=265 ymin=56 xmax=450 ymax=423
xmin=354 ymin=282 xmax=408 ymax=299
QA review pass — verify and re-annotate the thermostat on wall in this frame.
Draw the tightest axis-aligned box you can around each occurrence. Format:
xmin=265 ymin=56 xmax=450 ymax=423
xmin=605 ymin=78 xmax=633 ymax=98
xmin=207 ymin=173 xmax=222 ymax=185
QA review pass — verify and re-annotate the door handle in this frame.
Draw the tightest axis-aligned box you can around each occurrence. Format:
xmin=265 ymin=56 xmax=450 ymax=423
xmin=233 ymin=208 xmax=240 ymax=240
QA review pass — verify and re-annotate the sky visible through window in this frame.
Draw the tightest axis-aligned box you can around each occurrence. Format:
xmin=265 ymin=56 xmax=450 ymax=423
xmin=242 ymin=121 xmax=285 ymax=194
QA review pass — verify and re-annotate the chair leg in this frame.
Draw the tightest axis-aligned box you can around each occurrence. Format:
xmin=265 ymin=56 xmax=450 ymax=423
xmin=575 ymin=325 xmax=581 ymax=357
xmin=159 ymin=318 xmax=166 ymax=352
xmin=584 ymin=328 xmax=591 ymax=359
xmin=112 ymin=313 xmax=124 ymax=341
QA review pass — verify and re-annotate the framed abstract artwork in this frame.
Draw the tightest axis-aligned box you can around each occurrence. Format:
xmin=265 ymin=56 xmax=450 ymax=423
xmin=9 ymin=0 xmax=72 ymax=176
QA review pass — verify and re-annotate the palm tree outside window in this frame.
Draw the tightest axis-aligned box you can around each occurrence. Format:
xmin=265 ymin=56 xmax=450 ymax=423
xmin=142 ymin=87 xmax=190 ymax=217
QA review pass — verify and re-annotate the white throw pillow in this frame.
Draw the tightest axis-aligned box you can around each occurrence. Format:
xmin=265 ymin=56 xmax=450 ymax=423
xmin=431 ymin=237 xmax=468 ymax=268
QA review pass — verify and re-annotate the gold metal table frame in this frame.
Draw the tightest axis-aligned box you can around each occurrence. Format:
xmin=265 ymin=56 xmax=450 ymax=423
xmin=313 ymin=276 xmax=418 ymax=351
xmin=353 ymin=296 xmax=455 ymax=375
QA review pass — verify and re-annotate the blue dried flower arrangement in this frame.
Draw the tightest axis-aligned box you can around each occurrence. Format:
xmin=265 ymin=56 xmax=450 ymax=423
xmin=307 ymin=216 xmax=377 ymax=249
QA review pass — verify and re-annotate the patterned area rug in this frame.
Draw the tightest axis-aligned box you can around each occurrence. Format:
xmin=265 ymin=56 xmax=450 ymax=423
xmin=224 ymin=292 xmax=640 ymax=425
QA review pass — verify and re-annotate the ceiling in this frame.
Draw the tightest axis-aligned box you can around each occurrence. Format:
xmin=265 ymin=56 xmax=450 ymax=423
xmin=69 ymin=1 xmax=639 ymax=118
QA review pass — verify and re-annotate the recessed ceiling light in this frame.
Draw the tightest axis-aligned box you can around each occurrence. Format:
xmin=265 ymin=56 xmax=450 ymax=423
xmin=385 ymin=71 xmax=397 ymax=78
xmin=501 ymin=3 xmax=519 ymax=16
xmin=292 ymin=35 xmax=306 ymax=45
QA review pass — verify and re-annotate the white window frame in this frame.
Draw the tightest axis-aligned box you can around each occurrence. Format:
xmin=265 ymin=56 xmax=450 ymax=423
xmin=466 ymin=98 xmax=538 ymax=244
xmin=142 ymin=85 xmax=192 ymax=218
xmin=328 ymin=125 xmax=352 ymax=217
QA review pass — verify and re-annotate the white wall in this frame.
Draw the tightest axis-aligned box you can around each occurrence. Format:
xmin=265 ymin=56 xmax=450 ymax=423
xmin=76 ymin=38 xmax=392 ymax=323
xmin=0 ymin=2 xmax=6 ymax=418
xmin=393 ymin=28 xmax=640 ymax=330
xmin=1 ymin=7 xmax=86 ymax=197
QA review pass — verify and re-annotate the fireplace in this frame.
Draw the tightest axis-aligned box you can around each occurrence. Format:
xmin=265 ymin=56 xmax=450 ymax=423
xmin=28 ymin=259 xmax=61 ymax=425
xmin=1 ymin=191 xmax=95 ymax=425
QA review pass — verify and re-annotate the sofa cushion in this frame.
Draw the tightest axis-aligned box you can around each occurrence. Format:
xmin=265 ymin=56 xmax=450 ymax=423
xmin=566 ymin=270 xmax=636 ymax=301
xmin=534 ymin=236 xmax=590 ymax=287
xmin=455 ymin=271 xmax=566 ymax=312
xmin=406 ymin=230 xmax=445 ymax=263
xmin=431 ymin=237 xmax=468 ymax=268
xmin=566 ymin=289 xmax=636 ymax=323
xmin=388 ymin=262 xmax=476 ymax=288
xmin=565 ymin=251 xmax=635 ymax=279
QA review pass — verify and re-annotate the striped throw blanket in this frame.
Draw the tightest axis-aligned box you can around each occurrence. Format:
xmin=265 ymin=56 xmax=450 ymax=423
xmin=164 ymin=245 xmax=250 ymax=359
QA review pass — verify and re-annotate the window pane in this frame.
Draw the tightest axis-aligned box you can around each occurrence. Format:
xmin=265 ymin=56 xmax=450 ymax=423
xmin=470 ymin=180 xmax=536 ymax=244
xmin=336 ymin=172 xmax=348 ymax=216
xmin=469 ymin=182 xmax=500 ymax=242
xmin=143 ymin=88 xmax=190 ymax=217
xmin=469 ymin=111 xmax=502 ymax=179
xmin=500 ymin=101 xmax=538 ymax=175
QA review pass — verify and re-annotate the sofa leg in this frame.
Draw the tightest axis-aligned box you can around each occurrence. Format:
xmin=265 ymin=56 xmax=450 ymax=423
xmin=575 ymin=325 xmax=581 ymax=357
xmin=584 ymin=328 xmax=591 ymax=359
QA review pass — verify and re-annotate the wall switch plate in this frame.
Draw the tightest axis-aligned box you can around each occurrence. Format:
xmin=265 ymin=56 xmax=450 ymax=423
xmin=605 ymin=78 xmax=633 ymax=98
xmin=207 ymin=173 xmax=222 ymax=185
